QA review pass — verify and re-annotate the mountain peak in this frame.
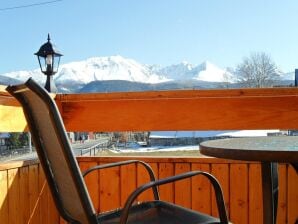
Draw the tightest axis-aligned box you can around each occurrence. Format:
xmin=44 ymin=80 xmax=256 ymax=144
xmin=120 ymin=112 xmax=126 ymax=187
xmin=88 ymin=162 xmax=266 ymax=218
xmin=0 ymin=55 xmax=236 ymax=91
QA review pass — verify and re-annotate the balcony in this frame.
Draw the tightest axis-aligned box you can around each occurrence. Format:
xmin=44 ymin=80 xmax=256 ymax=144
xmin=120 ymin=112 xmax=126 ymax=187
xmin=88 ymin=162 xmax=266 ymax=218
xmin=0 ymin=86 xmax=297 ymax=223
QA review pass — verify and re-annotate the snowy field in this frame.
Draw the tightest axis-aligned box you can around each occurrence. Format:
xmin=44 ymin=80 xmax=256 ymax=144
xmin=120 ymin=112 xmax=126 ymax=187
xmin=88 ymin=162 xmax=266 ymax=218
xmin=111 ymin=145 xmax=199 ymax=153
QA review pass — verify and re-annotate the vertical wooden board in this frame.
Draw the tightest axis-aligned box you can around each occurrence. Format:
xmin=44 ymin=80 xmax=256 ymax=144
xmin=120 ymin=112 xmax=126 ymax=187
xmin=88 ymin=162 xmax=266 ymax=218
xmin=137 ymin=163 xmax=155 ymax=202
xmin=287 ymin=165 xmax=298 ymax=224
xmin=39 ymin=166 xmax=48 ymax=224
xmin=79 ymin=162 xmax=99 ymax=212
xmin=158 ymin=163 xmax=174 ymax=203
xmin=19 ymin=166 xmax=29 ymax=224
xmin=248 ymin=164 xmax=263 ymax=224
xmin=277 ymin=164 xmax=287 ymax=224
xmin=191 ymin=163 xmax=211 ymax=214
xmin=28 ymin=164 xmax=40 ymax=224
xmin=120 ymin=163 xmax=137 ymax=207
xmin=8 ymin=168 xmax=20 ymax=224
xmin=230 ymin=164 xmax=249 ymax=224
xmin=99 ymin=166 xmax=120 ymax=212
xmin=211 ymin=164 xmax=230 ymax=218
xmin=47 ymin=187 xmax=60 ymax=224
xmin=174 ymin=163 xmax=191 ymax=208
xmin=0 ymin=170 xmax=8 ymax=224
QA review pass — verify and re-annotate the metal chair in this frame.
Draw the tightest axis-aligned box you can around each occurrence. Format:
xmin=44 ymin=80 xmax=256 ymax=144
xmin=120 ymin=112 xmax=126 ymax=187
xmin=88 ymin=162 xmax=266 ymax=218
xmin=7 ymin=78 xmax=229 ymax=224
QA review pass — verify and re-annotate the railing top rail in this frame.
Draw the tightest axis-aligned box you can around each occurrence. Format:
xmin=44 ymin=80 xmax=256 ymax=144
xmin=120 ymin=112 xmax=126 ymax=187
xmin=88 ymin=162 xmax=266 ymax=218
xmin=56 ymin=87 xmax=298 ymax=102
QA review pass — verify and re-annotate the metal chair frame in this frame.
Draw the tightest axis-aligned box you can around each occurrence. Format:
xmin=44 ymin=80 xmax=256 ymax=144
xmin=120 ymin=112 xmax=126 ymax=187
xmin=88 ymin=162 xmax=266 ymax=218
xmin=7 ymin=78 xmax=229 ymax=224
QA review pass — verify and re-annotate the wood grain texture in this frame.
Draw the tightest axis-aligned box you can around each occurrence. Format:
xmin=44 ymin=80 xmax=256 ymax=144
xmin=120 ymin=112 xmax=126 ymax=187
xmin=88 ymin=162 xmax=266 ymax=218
xmin=277 ymin=165 xmax=287 ymax=224
xmin=191 ymin=163 xmax=211 ymax=214
xmin=0 ymin=170 xmax=8 ymax=223
xmin=0 ymin=157 xmax=296 ymax=223
xmin=158 ymin=163 xmax=174 ymax=203
xmin=248 ymin=164 xmax=263 ymax=224
xmin=8 ymin=168 xmax=20 ymax=224
xmin=287 ymin=166 xmax=298 ymax=224
xmin=211 ymin=164 xmax=230 ymax=218
xmin=174 ymin=163 xmax=191 ymax=208
xmin=230 ymin=164 xmax=249 ymax=224
xmin=56 ymin=88 xmax=298 ymax=131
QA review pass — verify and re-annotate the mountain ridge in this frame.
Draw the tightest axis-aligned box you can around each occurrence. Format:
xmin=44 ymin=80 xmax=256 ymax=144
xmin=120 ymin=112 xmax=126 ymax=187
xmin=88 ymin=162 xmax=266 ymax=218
xmin=0 ymin=55 xmax=294 ymax=92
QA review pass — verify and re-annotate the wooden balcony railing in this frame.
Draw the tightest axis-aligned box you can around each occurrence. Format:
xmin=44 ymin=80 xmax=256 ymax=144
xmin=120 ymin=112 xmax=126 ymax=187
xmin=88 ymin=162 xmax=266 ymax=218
xmin=0 ymin=157 xmax=297 ymax=224
xmin=0 ymin=86 xmax=298 ymax=223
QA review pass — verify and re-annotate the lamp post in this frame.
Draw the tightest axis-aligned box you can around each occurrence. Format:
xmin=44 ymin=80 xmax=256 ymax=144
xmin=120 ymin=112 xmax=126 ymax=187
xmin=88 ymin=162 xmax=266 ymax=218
xmin=35 ymin=34 xmax=63 ymax=92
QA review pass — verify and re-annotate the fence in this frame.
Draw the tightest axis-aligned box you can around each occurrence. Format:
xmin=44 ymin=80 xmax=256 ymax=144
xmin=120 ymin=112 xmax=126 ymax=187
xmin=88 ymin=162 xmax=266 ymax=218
xmin=0 ymin=156 xmax=297 ymax=224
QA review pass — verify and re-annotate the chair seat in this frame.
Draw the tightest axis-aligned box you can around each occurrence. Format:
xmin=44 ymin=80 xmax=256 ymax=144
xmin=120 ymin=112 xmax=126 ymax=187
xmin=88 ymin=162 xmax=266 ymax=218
xmin=98 ymin=201 xmax=221 ymax=224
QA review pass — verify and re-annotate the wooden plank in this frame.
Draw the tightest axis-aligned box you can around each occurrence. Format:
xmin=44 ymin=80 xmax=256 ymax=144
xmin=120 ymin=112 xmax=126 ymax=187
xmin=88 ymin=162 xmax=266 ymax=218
xmin=174 ymin=163 xmax=191 ymax=208
xmin=287 ymin=165 xmax=298 ymax=223
xmin=79 ymin=161 xmax=99 ymax=212
xmin=56 ymin=88 xmax=298 ymax=131
xmin=0 ymin=159 xmax=39 ymax=171
xmin=158 ymin=163 xmax=174 ymax=203
xmin=19 ymin=166 xmax=30 ymax=224
xmin=248 ymin=164 xmax=263 ymax=224
xmin=0 ymin=105 xmax=27 ymax=132
xmin=211 ymin=164 xmax=230 ymax=219
xmin=230 ymin=164 xmax=249 ymax=224
xmin=191 ymin=163 xmax=211 ymax=214
xmin=0 ymin=170 xmax=8 ymax=224
xmin=28 ymin=164 xmax=40 ymax=224
xmin=99 ymin=165 xmax=120 ymax=212
xmin=277 ymin=164 xmax=287 ymax=224
xmin=39 ymin=166 xmax=48 ymax=224
xmin=47 ymin=186 xmax=60 ymax=224
xmin=120 ymin=163 xmax=137 ymax=207
xmin=8 ymin=168 xmax=20 ymax=224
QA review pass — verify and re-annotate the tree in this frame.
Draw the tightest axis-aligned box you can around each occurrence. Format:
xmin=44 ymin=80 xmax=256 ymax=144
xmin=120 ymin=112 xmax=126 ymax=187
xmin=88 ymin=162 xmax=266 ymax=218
xmin=8 ymin=132 xmax=28 ymax=149
xmin=236 ymin=52 xmax=281 ymax=87
xmin=220 ymin=67 xmax=235 ymax=88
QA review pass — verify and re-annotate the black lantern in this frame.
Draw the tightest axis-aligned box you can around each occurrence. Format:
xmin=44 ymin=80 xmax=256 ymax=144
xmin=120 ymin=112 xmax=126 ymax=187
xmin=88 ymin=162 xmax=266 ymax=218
xmin=35 ymin=34 xmax=63 ymax=92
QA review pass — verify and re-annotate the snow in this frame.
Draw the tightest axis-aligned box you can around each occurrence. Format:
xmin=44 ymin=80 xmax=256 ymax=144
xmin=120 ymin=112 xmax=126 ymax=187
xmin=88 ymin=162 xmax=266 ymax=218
xmin=3 ymin=55 xmax=293 ymax=87
xmin=192 ymin=61 xmax=235 ymax=83
xmin=0 ymin=56 xmax=235 ymax=85
xmin=150 ymin=130 xmax=280 ymax=138
xmin=111 ymin=145 xmax=199 ymax=153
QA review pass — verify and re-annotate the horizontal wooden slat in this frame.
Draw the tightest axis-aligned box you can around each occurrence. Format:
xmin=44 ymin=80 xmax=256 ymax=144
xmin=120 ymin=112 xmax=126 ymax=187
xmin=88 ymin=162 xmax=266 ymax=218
xmin=57 ymin=88 xmax=298 ymax=131
xmin=2 ymin=88 xmax=298 ymax=131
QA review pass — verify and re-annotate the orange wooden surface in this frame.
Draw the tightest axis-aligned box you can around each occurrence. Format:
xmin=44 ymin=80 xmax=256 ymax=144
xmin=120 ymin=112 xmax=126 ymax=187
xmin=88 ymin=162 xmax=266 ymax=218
xmin=211 ymin=164 xmax=230 ymax=218
xmin=248 ymin=164 xmax=263 ymax=223
xmin=230 ymin=164 xmax=249 ymax=224
xmin=56 ymin=88 xmax=298 ymax=131
xmin=0 ymin=157 xmax=297 ymax=223
xmin=191 ymin=163 xmax=211 ymax=215
xmin=4 ymin=87 xmax=298 ymax=132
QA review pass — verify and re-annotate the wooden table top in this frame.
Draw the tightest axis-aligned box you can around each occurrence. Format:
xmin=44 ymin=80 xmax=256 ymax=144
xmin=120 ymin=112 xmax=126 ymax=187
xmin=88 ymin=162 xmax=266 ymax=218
xmin=200 ymin=136 xmax=298 ymax=163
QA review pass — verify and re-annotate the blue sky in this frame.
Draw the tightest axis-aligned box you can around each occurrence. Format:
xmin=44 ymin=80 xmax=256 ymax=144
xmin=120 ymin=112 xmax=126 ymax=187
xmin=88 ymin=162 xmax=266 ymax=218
xmin=0 ymin=0 xmax=298 ymax=74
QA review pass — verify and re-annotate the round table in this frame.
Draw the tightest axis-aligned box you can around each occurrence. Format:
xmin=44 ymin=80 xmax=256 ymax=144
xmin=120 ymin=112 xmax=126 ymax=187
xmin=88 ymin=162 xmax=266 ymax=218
xmin=200 ymin=136 xmax=298 ymax=224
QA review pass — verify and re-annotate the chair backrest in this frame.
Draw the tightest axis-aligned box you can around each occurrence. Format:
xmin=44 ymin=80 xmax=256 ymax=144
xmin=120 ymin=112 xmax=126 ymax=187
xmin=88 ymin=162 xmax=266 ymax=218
xmin=7 ymin=79 xmax=97 ymax=224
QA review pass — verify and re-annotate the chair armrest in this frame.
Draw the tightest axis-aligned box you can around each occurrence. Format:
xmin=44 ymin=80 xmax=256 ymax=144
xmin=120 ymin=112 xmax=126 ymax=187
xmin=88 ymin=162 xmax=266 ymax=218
xmin=120 ymin=171 xmax=229 ymax=224
xmin=82 ymin=160 xmax=159 ymax=200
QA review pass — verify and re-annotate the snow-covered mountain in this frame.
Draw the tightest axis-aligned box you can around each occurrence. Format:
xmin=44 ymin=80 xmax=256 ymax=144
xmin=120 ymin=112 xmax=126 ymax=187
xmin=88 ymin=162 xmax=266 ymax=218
xmin=55 ymin=56 xmax=170 ymax=84
xmin=2 ymin=55 xmax=294 ymax=92
xmin=1 ymin=56 xmax=233 ymax=85
xmin=159 ymin=61 xmax=235 ymax=82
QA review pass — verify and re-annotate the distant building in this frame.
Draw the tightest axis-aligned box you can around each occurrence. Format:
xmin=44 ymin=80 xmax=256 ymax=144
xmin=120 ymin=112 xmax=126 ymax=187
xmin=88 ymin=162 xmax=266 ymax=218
xmin=0 ymin=133 xmax=10 ymax=150
xmin=149 ymin=130 xmax=281 ymax=146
